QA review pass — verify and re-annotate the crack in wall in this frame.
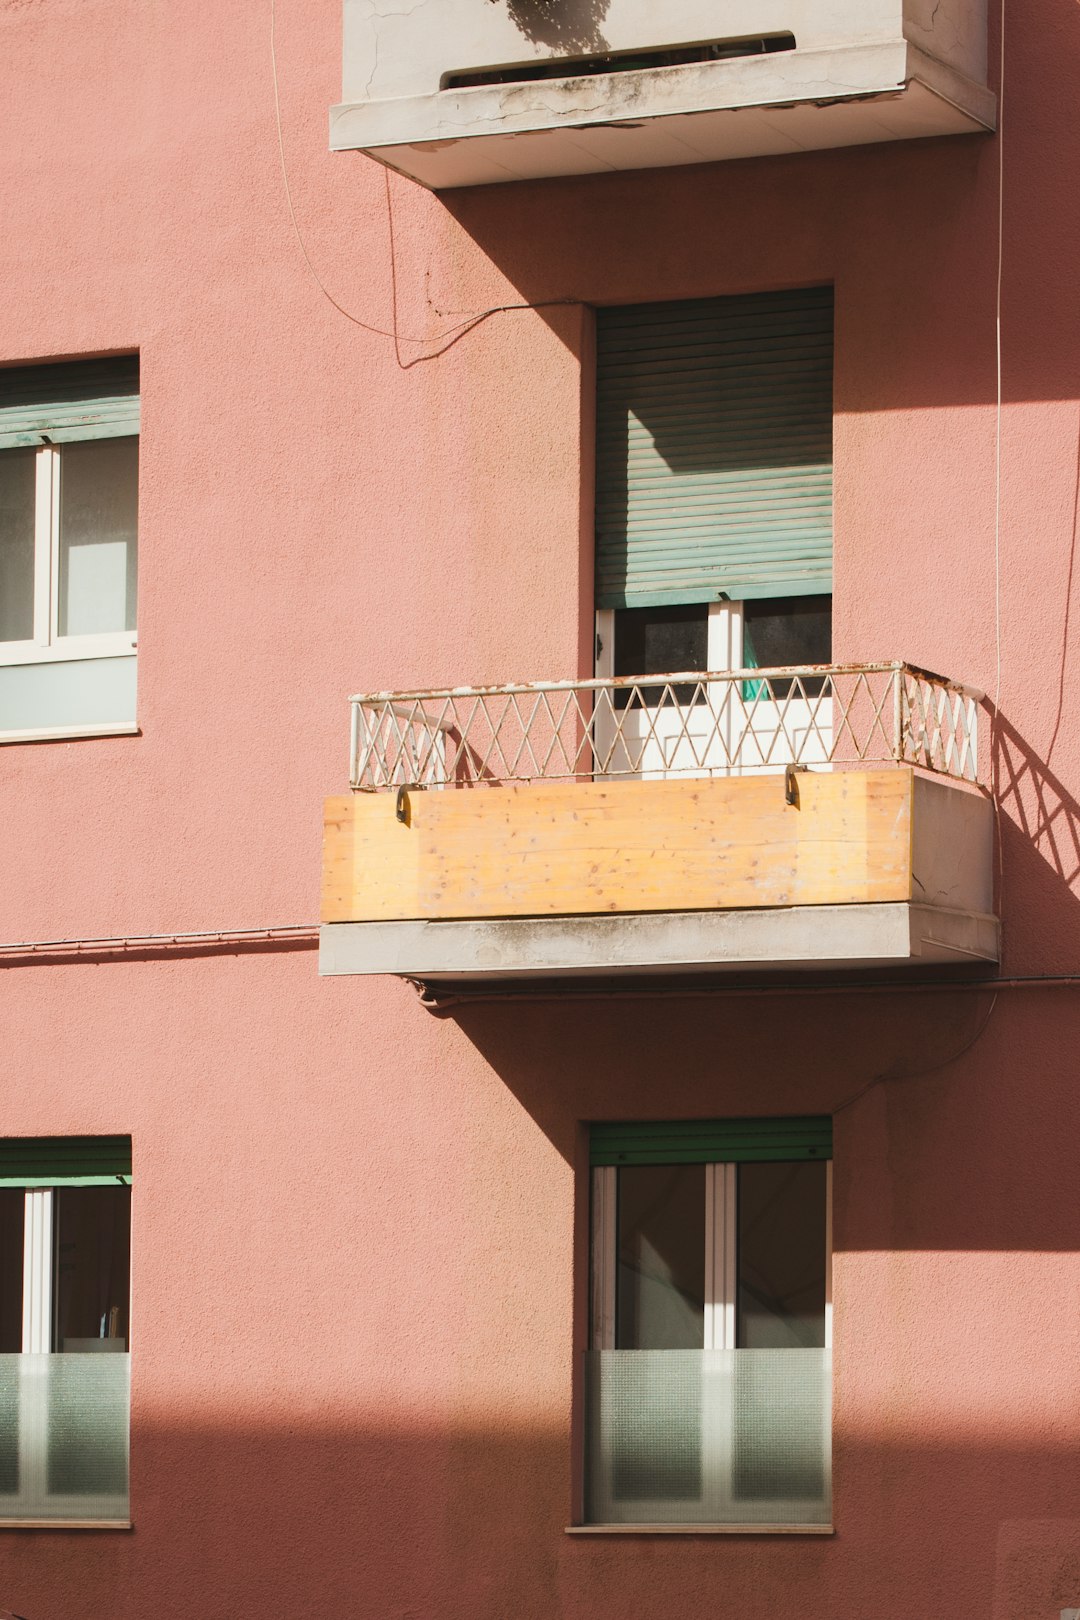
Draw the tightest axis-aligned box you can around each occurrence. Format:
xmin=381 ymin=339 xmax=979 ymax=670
xmin=366 ymin=0 xmax=432 ymax=97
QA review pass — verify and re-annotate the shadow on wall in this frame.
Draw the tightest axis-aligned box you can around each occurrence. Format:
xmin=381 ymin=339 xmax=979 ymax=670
xmin=994 ymin=704 xmax=1080 ymax=890
xmin=991 ymin=702 xmax=1080 ymax=966
xmin=441 ymin=704 xmax=1080 ymax=1254
xmin=0 ymin=1418 xmax=1080 ymax=1618
xmin=436 ymin=86 xmax=1080 ymax=410
xmin=498 ymin=0 xmax=611 ymax=54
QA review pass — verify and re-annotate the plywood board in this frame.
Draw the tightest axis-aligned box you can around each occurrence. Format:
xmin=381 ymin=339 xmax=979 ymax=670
xmin=322 ymin=770 xmax=921 ymax=924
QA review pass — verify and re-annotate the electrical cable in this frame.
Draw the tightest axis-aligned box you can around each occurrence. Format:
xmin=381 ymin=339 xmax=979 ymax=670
xmin=993 ymin=0 xmax=1005 ymax=728
xmin=270 ymin=0 xmax=579 ymax=357
xmin=985 ymin=0 xmax=1007 ymax=987
xmin=830 ymin=991 xmax=998 ymax=1115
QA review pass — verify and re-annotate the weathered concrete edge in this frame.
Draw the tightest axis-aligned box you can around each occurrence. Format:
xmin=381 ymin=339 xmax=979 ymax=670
xmin=319 ymin=903 xmax=1000 ymax=980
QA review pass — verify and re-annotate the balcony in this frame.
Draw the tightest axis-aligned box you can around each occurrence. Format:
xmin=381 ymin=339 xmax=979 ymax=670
xmin=320 ymin=661 xmax=998 ymax=985
xmin=331 ymin=0 xmax=995 ymax=189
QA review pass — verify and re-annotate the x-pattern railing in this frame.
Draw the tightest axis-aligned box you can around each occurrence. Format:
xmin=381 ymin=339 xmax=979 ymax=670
xmin=349 ymin=663 xmax=984 ymax=791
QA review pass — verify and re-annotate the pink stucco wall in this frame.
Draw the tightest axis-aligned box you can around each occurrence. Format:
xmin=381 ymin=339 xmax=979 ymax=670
xmin=2 ymin=0 xmax=1080 ymax=1615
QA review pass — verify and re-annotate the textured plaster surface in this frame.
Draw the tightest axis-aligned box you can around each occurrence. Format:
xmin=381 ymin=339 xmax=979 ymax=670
xmin=2 ymin=0 xmax=1080 ymax=1616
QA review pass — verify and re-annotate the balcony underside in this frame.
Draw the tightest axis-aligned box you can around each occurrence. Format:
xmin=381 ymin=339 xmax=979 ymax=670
xmin=320 ymin=901 xmax=998 ymax=982
xmin=331 ymin=43 xmax=995 ymax=190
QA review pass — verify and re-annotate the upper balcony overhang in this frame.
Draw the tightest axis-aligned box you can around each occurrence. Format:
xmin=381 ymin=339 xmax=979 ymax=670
xmin=331 ymin=1 xmax=995 ymax=189
xmin=320 ymin=662 xmax=999 ymax=986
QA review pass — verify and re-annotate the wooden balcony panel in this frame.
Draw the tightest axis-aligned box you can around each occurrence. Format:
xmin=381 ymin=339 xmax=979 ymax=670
xmin=322 ymin=768 xmax=993 ymax=931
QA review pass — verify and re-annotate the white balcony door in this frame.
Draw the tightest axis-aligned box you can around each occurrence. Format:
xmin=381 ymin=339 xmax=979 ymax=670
xmin=728 ymin=601 xmax=834 ymax=776
xmin=595 ymin=600 xmax=833 ymax=780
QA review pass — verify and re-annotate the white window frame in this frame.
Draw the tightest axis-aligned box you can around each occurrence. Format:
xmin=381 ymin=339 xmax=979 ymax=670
xmin=0 ymin=437 xmax=139 ymax=745
xmin=589 ymin=1158 xmax=832 ymax=1528
xmin=0 ymin=441 xmax=138 ymax=670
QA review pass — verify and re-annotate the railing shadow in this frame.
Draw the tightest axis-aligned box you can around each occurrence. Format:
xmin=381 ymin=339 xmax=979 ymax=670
xmin=989 ymin=702 xmax=1080 ymax=963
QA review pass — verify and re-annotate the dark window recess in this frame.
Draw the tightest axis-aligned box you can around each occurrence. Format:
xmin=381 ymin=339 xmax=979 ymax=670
xmin=54 ymin=1185 xmax=131 ymax=1351
xmin=743 ymin=596 xmax=832 ymax=698
xmin=616 ymin=1164 xmax=706 ymax=1352
xmin=736 ymin=1161 xmax=827 ymax=1352
xmin=0 ymin=1190 xmax=23 ymax=1356
xmin=443 ymin=34 xmax=795 ymax=91
xmin=0 ymin=1192 xmax=18 ymax=1495
xmin=612 ymin=604 xmax=708 ymax=709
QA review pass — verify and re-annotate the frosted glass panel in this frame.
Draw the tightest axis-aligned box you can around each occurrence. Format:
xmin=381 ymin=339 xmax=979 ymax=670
xmin=0 ymin=654 xmax=136 ymax=734
xmin=59 ymin=438 xmax=138 ymax=636
xmin=0 ymin=1354 xmax=129 ymax=1521
xmin=585 ymin=1349 xmax=830 ymax=1525
xmin=0 ymin=447 xmax=36 ymax=643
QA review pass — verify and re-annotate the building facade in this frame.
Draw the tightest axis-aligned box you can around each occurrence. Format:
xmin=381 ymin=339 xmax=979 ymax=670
xmin=1 ymin=0 xmax=1079 ymax=1615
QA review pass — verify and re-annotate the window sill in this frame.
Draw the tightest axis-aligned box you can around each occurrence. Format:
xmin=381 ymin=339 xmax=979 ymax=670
xmin=0 ymin=643 xmax=136 ymax=669
xmin=565 ymin=1523 xmax=834 ymax=1536
xmin=0 ymin=723 xmax=140 ymax=746
xmin=0 ymin=1520 xmax=132 ymax=1531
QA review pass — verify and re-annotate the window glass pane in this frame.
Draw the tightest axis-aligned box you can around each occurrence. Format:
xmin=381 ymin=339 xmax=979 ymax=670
xmin=613 ymin=605 xmax=708 ymax=708
xmin=54 ymin=1187 xmax=131 ymax=1352
xmin=737 ymin=1161 xmax=827 ymax=1349
xmin=742 ymin=596 xmax=832 ymax=697
xmin=616 ymin=1164 xmax=705 ymax=1349
xmin=0 ymin=448 xmax=36 ymax=643
xmin=0 ymin=1190 xmax=24 ymax=1355
xmin=613 ymin=604 xmax=709 ymax=677
xmin=58 ymin=438 xmax=138 ymax=637
xmin=0 ymin=654 xmax=136 ymax=736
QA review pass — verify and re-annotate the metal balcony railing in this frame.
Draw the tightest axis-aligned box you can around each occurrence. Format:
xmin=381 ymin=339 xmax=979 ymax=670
xmin=349 ymin=663 xmax=984 ymax=792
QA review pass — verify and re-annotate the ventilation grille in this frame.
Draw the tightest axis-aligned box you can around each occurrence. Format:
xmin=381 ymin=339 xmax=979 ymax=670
xmin=442 ymin=35 xmax=795 ymax=92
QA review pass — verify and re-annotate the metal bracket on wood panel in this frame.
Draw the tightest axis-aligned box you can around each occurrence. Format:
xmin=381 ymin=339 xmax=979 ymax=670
xmin=784 ymin=763 xmax=807 ymax=807
xmin=395 ymin=784 xmax=422 ymax=824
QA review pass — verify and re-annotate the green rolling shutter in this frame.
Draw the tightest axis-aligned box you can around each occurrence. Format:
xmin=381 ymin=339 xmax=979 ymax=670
xmin=0 ymin=358 xmax=140 ymax=449
xmin=0 ymin=1137 xmax=132 ymax=1187
xmin=595 ymin=288 xmax=833 ymax=609
xmin=590 ymin=1117 xmax=832 ymax=1166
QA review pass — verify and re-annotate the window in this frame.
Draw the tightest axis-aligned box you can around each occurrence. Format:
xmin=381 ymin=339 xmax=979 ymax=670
xmin=585 ymin=1118 xmax=831 ymax=1529
xmin=0 ymin=359 xmax=139 ymax=742
xmin=594 ymin=291 xmax=833 ymax=774
xmin=0 ymin=1138 xmax=131 ymax=1525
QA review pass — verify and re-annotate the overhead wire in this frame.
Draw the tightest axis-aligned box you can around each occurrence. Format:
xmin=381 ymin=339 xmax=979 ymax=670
xmin=830 ymin=991 xmax=999 ymax=1116
xmin=991 ymin=0 xmax=1007 ymax=915
xmin=269 ymin=0 xmax=579 ymax=360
